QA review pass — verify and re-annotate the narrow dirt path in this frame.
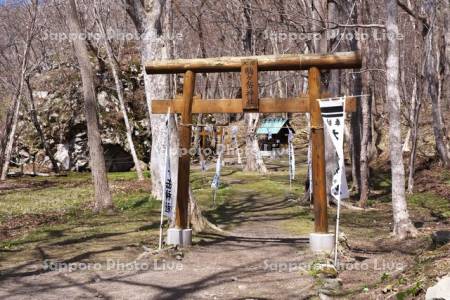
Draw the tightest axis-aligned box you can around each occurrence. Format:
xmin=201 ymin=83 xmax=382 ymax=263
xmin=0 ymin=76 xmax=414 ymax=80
xmin=0 ymin=185 xmax=317 ymax=299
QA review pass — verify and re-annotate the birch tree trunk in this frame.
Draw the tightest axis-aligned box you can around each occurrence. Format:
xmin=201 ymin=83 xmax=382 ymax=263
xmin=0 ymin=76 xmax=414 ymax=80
xmin=25 ymin=78 xmax=59 ymax=173
xmin=325 ymin=0 xmax=341 ymax=204
xmin=0 ymin=104 xmax=10 ymax=171
xmin=93 ymin=3 xmax=145 ymax=181
xmin=244 ymin=113 xmax=267 ymax=173
xmin=125 ymin=0 xmax=178 ymax=200
xmin=1 ymin=95 xmax=21 ymax=180
xmin=67 ymin=0 xmax=113 ymax=212
xmin=125 ymin=0 xmax=213 ymax=231
xmin=0 ymin=1 xmax=36 ymax=180
xmin=241 ymin=0 xmax=267 ymax=174
xmin=385 ymin=0 xmax=417 ymax=239
xmin=407 ymin=78 xmax=421 ymax=194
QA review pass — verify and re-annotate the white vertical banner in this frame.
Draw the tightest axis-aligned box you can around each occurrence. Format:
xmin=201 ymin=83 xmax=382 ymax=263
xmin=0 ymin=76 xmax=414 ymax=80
xmin=307 ymin=114 xmax=313 ymax=197
xmin=221 ymin=129 xmax=226 ymax=167
xmin=319 ymin=96 xmax=348 ymax=266
xmin=288 ymin=129 xmax=296 ymax=185
xmin=211 ymin=155 xmax=221 ymax=190
xmin=162 ymin=111 xmax=174 ymax=219
xmin=319 ymin=97 xmax=348 ymax=201
xmin=159 ymin=109 xmax=174 ymax=250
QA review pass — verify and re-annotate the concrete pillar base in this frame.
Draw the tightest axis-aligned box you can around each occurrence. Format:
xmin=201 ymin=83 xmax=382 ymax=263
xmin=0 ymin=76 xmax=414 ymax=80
xmin=309 ymin=233 xmax=335 ymax=253
xmin=167 ymin=228 xmax=192 ymax=247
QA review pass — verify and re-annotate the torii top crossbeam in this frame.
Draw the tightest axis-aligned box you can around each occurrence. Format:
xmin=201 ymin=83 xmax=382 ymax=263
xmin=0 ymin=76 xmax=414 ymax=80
xmin=146 ymin=51 xmax=362 ymax=74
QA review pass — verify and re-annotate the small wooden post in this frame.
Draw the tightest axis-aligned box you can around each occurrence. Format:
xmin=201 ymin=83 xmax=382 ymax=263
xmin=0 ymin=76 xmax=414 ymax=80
xmin=175 ymin=70 xmax=196 ymax=229
xmin=241 ymin=60 xmax=259 ymax=111
xmin=309 ymin=67 xmax=328 ymax=233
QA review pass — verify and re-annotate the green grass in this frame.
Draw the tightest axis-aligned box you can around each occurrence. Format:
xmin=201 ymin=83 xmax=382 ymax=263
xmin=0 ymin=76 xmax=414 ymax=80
xmin=443 ymin=170 xmax=450 ymax=185
xmin=280 ymin=208 xmax=314 ymax=235
xmin=0 ymin=171 xmax=152 ymax=220
xmin=408 ymin=192 xmax=450 ymax=218
xmin=108 ymin=171 xmax=151 ymax=181
xmin=0 ymin=171 xmax=159 ymax=262
xmin=0 ymin=186 xmax=93 ymax=220
xmin=0 ymin=166 xmax=448 ymax=274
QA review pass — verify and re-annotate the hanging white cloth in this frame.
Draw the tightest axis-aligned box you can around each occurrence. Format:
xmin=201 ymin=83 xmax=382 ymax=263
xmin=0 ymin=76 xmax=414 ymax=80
xmin=159 ymin=109 xmax=174 ymax=250
xmin=288 ymin=129 xmax=296 ymax=187
xmin=319 ymin=96 xmax=349 ymax=266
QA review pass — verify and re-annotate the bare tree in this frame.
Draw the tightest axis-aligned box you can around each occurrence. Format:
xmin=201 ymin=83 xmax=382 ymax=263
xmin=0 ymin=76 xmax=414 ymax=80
xmin=125 ymin=0 xmax=179 ymax=199
xmin=357 ymin=0 xmax=371 ymax=207
xmin=125 ymin=0 xmax=214 ymax=231
xmin=241 ymin=0 xmax=267 ymax=174
xmin=67 ymin=0 xmax=113 ymax=212
xmin=424 ymin=0 xmax=450 ymax=168
xmin=0 ymin=0 xmax=38 ymax=180
xmin=407 ymin=77 xmax=421 ymax=193
xmin=312 ymin=0 xmax=336 ymax=204
xmin=444 ymin=0 xmax=450 ymax=111
xmin=93 ymin=1 xmax=144 ymax=181
xmin=25 ymin=76 xmax=59 ymax=173
xmin=385 ymin=0 xmax=417 ymax=239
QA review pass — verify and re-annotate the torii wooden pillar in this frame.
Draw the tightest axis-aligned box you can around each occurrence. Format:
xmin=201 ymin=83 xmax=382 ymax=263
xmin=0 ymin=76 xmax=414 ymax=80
xmin=146 ymin=51 xmax=362 ymax=238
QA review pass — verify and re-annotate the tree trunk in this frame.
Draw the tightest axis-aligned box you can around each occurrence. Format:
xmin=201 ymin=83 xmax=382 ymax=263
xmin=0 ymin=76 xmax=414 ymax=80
xmin=346 ymin=4 xmax=363 ymax=195
xmin=350 ymin=72 xmax=362 ymax=194
xmin=385 ymin=0 xmax=417 ymax=239
xmin=1 ymin=55 xmax=31 ymax=180
xmin=93 ymin=4 xmax=144 ymax=181
xmin=0 ymin=1 xmax=37 ymax=180
xmin=67 ymin=0 xmax=113 ymax=212
xmin=126 ymin=0 xmax=214 ymax=231
xmin=323 ymin=0 xmax=337 ymax=205
xmin=244 ymin=113 xmax=267 ymax=173
xmin=407 ymin=78 xmax=421 ymax=194
xmin=127 ymin=0 xmax=178 ymax=201
xmin=241 ymin=0 xmax=267 ymax=174
xmin=424 ymin=1 xmax=450 ymax=168
xmin=356 ymin=1 xmax=371 ymax=207
xmin=0 ymin=103 xmax=11 ymax=172
xmin=126 ymin=0 xmax=179 ymax=200
xmin=1 ymin=95 xmax=21 ymax=180
xmin=25 ymin=78 xmax=59 ymax=173
xmin=359 ymin=91 xmax=370 ymax=207
xmin=444 ymin=0 xmax=450 ymax=111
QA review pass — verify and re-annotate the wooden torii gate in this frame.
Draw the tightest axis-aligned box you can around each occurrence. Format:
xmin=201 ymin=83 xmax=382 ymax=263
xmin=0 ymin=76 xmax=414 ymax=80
xmin=146 ymin=51 xmax=362 ymax=248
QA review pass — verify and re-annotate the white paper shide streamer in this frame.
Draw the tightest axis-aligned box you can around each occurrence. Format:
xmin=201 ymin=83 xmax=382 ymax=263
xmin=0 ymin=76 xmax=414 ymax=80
xmin=211 ymin=131 xmax=224 ymax=205
xmin=211 ymin=156 xmax=221 ymax=191
xmin=288 ymin=129 xmax=295 ymax=186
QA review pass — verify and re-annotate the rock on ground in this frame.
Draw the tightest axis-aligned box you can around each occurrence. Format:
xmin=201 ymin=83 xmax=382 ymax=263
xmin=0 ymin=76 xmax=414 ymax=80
xmin=426 ymin=276 xmax=450 ymax=300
